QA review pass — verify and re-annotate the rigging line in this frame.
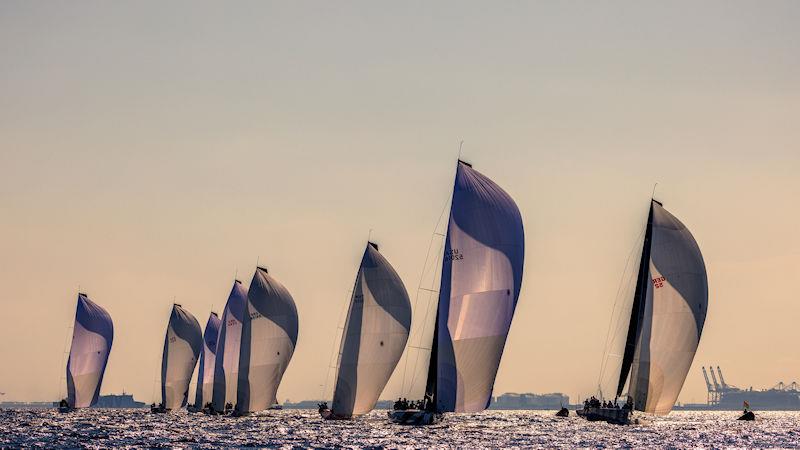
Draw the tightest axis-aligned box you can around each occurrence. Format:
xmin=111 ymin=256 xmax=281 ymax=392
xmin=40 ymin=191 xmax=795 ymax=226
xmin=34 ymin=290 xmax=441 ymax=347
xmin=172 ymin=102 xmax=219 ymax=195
xmin=320 ymin=288 xmax=352 ymax=400
xmin=597 ymin=216 xmax=648 ymax=392
xmin=57 ymin=322 xmax=72 ymax=401
xmin=400 ymin=189 xmax=451 ymax=395
xmin=404 ymin=242 xmax=445 ymax=396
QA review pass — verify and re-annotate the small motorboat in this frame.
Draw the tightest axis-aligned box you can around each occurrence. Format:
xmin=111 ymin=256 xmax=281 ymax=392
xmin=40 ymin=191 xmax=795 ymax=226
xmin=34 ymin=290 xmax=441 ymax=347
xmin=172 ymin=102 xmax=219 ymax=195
xmin=576 ymin=407 xmax=631 ymax=425
xmin=58 ymin=406 xmax=72 ymax=414
xmin=738 ymin=410 xmax=755 ymax=421
xmin=388 ymin=409 xmax=441 ymax=426
xmin=555 ymin=407 xmax=569 ymax=417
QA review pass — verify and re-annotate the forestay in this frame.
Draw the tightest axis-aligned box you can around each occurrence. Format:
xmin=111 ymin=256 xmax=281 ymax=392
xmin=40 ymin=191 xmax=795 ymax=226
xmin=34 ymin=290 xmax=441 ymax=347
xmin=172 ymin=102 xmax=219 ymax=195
xmin=211 ymin=280 xmax=248 ymax=412
xmin=194 ymin=312 xmax=221 ymax=409
xmin=434 ymin=161 xmax=525 ymax=413
xmin=66 ymin=293 xmax=114 ymax=409
xmin=331 ymin=242 xmax=412 ymax=417
xmin=236 ymin=267 xmax=299 ymax=413
xmin=161 ymin=304 xmax=202 ymax=411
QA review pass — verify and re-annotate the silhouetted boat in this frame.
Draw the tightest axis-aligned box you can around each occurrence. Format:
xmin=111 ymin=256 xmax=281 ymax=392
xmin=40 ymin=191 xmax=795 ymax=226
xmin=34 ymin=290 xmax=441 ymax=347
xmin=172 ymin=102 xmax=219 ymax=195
xmin=192 ymin=312 xmax=220 ymax=413
xmin=210 ymin=280 xmax=247 ymax=415
xmin=155 ymin=304 xmax=202 ymax=413
xmin=234 ymin=267 xmax=298 ymax=416
xmin=580 ymin=199 xmax=708 ymax=425
xmin=390 ymin=160 xmax=525 ymax=425
xmin=60 ymin=293 xmax=114 ymax=413
xmin=320 ymin=242 xmax=412 ymax=421
xmin=556 ymin=407 xmax=569 ymax=417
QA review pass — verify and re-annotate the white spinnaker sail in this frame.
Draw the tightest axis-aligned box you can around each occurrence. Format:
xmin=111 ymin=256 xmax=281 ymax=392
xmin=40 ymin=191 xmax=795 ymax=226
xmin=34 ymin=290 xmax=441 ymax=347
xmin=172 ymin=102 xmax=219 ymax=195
xmin=628 ymin=201 xmax=708 ymax=415
xmin=331 ymin=242 xmax=412 ymax=417
xmin=194 ymin=312 xmax=220 ymax=408
xmin=236 ymin=267 xmax=299 ymax=413
xmin=66 ymin=293 xmax=114 ymax=408
xmin=161 ymin=304 xmax=203 ymax=410
xmin=211 ymin=280 xmax=247 ymax=411
xmin=435 ymin=161 xmax=525 ymax=413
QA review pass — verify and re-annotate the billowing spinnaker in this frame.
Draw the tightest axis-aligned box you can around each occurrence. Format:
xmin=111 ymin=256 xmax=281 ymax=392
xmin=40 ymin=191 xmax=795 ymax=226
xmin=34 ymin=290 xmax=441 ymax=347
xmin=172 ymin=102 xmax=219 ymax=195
xmin=236 ymin=267 xmax=298 ymax=413
xmin=161 ymin=304 xmax=202 ymax=410
xmin=628 ymin=201 xmax=708 ymax=415
xmin=194 ymin=312 xmax=221 ymax=408
xmin=66 ymin=294 xmax=114 ymax=408
xmin=435 ymin=161 xmax=525 ymax=413
xmin=331 ymin=243 xmax=412 ymax=417
xmin=211 ymin=280 xmax=247 ymax=412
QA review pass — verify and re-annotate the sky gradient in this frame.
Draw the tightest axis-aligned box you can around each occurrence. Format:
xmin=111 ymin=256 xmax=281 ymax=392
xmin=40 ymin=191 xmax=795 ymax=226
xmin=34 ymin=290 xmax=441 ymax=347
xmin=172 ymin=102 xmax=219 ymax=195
xmin=1 ymin=1 xmax=799 ymax=405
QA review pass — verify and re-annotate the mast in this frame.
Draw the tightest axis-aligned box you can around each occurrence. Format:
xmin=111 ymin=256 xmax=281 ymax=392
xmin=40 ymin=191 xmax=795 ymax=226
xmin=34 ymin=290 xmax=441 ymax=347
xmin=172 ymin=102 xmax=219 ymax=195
xmin=616 ymin=200 xmax=657 ymax=398
xmin=423 ymin=305 xmax=440 ymax=411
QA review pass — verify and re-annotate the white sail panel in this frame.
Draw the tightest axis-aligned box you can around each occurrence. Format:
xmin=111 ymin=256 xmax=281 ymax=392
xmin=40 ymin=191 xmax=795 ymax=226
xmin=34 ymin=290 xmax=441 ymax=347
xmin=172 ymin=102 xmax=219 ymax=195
xmin=436 ymin=161 xmax=525 ymax=413
xmin=331 ymin=243 xmax=412 ymax=417
xmin=66 ymin=294 xmax=114 ymax=408
xmin=211 ymin=280 xmax=248 ymax=412
xmin=628 ymin=201 xmax=708 ymax=415
xmin=236 ymin=267 xmax=299 ymax=413
xmin=194 ymin=312 xmax=221 ymax=408
xmin=161 ymin=304 xmax=203 ymax=411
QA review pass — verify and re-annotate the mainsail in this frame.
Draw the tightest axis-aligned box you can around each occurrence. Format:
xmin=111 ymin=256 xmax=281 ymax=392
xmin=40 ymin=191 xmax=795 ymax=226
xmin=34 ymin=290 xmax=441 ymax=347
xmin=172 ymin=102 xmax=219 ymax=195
xmin=211 ymin=280 xmax=248 ymax=412
xmin=66 ymin=293 xmax=114 ymax=409
xmin=194 ymin=312 xmax=221 ymax=409
xmin=615 ymin=200 xmax=708 ymax=415
xmin=426 ymin=160 xmax=525 ymax=413
xmin=331 ymin=242 xmax=412 ymax=417
xmin=160 ymin=304 xmax=203 ymax=411
xmin=236 ymin=267 xmax=299 ymax=413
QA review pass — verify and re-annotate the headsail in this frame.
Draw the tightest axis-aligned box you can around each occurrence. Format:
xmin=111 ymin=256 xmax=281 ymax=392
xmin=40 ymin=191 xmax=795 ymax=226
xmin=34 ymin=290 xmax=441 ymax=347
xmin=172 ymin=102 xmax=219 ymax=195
xmin=194 ymin=312 xmax=221 ymax=409
xmin=331 ymin=242 xmax=412 ymax=417
xmin=66 ymin=293 xmax=114 ymax=408
xmin=161 ymin=304 xmax=203 ymax=411
xmin=618 ymin=200 xmax=708 ymax=415
xmin=432 ymin=160 xmax=525 ymax=413
xmin=236 ymin=267 xmax=299 ymax=413
xmin=211 ymin=280 xmax=248 ymax=412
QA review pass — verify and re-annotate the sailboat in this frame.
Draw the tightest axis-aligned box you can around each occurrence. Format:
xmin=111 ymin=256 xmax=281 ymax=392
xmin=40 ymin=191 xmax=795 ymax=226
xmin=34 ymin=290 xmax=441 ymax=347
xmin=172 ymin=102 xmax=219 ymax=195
xmin=578 ymin=199 xmax=708 ymax=425
xmin=189 ymin=312 xmax=220 ymax=413
xmin=151 ymin=304 xmax=203 ymax=413
xmin=234 ymin=267 xmax=299 ymax=415
xmin=210 ymin=280 xmax=248 ymax=414
xmin=390 ymin=160 xmax=525 ymax=425
xmin=61 ymin=293 xmax=114 ymax=412
xmin=319 ymin=242 xmax=412 ymax=420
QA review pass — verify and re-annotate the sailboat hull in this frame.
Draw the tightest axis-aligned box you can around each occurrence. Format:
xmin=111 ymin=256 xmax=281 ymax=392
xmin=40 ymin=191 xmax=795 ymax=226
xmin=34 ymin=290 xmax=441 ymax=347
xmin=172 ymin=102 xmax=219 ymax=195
xmin=387 ymin=410 xmax=441 ymax=426
xmin=576 ymin=407 xmax=631 ymax=425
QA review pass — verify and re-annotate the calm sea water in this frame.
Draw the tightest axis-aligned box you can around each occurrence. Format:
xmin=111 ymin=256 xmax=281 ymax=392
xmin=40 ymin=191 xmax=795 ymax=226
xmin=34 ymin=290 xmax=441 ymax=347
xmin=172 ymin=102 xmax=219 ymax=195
xmin=1 ymin=409 xmax=798 ymax=449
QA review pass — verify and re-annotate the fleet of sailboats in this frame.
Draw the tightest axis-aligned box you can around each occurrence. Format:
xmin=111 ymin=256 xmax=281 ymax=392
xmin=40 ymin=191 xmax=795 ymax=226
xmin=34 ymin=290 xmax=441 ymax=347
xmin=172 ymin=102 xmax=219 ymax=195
xmin=55 ymin=159 xmax=713 ymax=426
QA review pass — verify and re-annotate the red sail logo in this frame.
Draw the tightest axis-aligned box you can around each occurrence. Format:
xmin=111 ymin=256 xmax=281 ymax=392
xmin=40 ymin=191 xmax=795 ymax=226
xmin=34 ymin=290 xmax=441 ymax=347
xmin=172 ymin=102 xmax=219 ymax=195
xmin=652 ymin=276 xmax=666 ymax=289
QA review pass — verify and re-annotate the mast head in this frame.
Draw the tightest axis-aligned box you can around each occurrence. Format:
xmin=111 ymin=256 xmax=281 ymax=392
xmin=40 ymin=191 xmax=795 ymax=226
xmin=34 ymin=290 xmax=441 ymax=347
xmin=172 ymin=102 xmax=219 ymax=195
xmin=651 ymin=198 xmax=663 ymax=207
xmin=457 ymin=159 xmax=473 ymax=168
xmin=368 ymin=241 xmax=379 ymax=251
xmin=257 ymin=266 xmax=268 ymax=273
xmin=234 ymin=279 xmax=242 ymax=284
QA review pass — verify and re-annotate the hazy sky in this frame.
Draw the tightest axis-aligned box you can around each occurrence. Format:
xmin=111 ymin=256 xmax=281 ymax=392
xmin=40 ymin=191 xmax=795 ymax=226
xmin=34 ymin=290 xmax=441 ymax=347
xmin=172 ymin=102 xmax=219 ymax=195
xmin=1 ymin=1 xmax=798 ymax=405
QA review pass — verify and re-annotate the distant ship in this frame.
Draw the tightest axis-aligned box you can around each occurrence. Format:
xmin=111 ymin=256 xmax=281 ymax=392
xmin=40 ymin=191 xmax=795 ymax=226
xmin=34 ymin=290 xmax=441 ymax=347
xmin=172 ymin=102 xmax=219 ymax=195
xmin=52 ymin=393 xmax=145 ymax=409
xmin=675 ymin=366 xmax=800 ymax=411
